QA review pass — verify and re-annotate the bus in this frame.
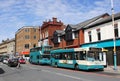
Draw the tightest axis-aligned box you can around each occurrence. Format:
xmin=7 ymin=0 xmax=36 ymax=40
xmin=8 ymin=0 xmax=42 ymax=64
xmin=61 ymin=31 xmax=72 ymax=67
xmin=50 ymin=47 xmax=106 ymax=71
xmin=39 ymin=54 xmax=50 ymax=65
xmin=29 ymin=45 xmax=52 ymax=65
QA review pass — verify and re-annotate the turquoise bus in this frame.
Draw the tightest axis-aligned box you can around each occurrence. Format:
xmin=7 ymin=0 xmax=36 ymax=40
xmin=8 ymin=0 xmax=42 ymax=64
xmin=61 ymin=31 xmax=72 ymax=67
xmin=29 ymin=45 xmax=52 ymax=65
xmin=50 ymin=47 xmax=106 ymax=71
xmin=39 ymin=54 xmax=50 ymax=65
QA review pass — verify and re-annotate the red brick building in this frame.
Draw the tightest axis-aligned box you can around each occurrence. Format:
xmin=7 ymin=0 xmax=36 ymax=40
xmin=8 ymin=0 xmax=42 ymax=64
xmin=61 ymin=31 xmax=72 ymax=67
xmin=51 ymin=13 xmax=109 ymax=49
xmin=39 ymin=17 xmax=65 ymax=46
xmin=52 ymin=24 xmax=84 ymax=49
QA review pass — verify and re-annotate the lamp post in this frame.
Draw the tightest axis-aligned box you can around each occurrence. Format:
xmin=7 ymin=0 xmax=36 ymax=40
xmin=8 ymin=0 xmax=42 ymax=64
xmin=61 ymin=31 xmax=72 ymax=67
xmin=39 ymin=26 xmax=42 ymax=47
xmin=111 ymin=0 xmax=117 ymax=70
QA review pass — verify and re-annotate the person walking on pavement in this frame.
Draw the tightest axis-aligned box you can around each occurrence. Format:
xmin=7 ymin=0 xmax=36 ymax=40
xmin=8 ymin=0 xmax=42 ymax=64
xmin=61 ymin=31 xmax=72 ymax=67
xmin=17 ymin=57 xmax=21 ymax=68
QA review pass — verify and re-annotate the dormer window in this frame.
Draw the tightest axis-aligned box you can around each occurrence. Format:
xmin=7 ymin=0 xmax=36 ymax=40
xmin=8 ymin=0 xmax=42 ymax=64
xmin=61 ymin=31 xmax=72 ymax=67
xmin=53 ymin=32 xmax=60 ymax=44
xmin=65 ymin=27 xmax=73 ymax=41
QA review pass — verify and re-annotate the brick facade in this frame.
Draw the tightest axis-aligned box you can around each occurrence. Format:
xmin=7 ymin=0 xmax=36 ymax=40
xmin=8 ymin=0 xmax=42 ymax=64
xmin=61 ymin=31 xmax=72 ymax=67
xmin=15 ymin=26 xmax=40 ymax=55
xmin=39 ymin=17 xmax=64 ymax=46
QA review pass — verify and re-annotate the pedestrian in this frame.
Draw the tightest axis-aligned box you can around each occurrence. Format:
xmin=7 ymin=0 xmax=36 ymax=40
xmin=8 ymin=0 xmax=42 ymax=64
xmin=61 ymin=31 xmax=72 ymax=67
xmin=17 ymin=58 xmax=21 ymax=68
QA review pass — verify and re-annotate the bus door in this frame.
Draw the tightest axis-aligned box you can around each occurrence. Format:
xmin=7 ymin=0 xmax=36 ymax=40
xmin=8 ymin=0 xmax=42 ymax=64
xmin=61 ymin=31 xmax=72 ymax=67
xmin=67 ymin=53 xmax=75 ymax=68
xmin=99 ymin=52 xmax=107 ymax=67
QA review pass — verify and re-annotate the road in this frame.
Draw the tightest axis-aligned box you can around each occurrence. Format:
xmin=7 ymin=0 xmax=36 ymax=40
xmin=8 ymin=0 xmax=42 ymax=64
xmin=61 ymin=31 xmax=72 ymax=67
xmin=0 ymin=63 xmax=120 ymax=81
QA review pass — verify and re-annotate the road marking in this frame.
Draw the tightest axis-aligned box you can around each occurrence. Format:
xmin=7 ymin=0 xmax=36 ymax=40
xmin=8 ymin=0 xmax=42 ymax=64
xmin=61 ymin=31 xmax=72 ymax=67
xmin=24 ymin=65 xmax=91 ymax=81
xmin=24 ymin=64 xmax=120 ymax=79
xmin=42 ymin=69 xmax=92 ymax=81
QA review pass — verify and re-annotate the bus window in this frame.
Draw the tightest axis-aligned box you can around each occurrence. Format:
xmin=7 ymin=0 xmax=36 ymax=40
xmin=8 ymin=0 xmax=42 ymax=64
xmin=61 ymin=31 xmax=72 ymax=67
xmin=67 ymin=53 xmax=73 ymax=60
xmin=75 ymin=53 xmax=78 ymax=60
xmin=62 ymin=54 xmax=67 ymax=60
xmin=30 ymin=56 xmax=33 ymax=59
xmin=87 ymin=51 xmax=99 ymax=61
xmin=52 ymin=53 xmax=61 ymax=59
xmin=36 ymin=55 xmax=40 ymax=59
xmin=75 ymin=51 xmax=86 ymax=60
xmin=80 ymin=51 xmax=86 ymax=60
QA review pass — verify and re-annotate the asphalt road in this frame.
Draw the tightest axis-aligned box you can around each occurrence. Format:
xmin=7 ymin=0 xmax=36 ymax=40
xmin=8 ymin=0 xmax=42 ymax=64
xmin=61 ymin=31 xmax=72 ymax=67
xmin=0 ymin=63 xmax=120 ymax=81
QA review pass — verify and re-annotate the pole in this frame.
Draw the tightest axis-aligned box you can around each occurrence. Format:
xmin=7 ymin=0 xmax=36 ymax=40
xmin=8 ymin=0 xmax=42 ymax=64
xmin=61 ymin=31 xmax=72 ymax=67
xmin=39 ymin=26 xmax=42 ymax=47
xmin=40 ymin=26 xmax=42 ymax=46
xmin=111 ymin=0 xmax=117 ymax=70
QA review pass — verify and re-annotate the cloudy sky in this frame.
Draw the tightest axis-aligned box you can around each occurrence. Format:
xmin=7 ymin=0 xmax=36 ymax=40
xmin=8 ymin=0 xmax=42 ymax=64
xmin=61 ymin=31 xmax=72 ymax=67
xmin=0 ymin=0 xmax=120 ymax=43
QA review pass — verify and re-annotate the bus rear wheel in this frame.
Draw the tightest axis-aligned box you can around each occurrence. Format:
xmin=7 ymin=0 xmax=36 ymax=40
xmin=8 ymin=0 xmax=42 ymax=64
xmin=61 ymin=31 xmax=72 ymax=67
xmin=55 ymin=62 xmax=58 ymax=68
xmin=75 ymin=64 xmax=79 ymax=70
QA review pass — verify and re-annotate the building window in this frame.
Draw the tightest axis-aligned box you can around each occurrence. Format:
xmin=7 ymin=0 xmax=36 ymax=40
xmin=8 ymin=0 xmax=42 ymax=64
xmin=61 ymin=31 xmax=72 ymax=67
xmin=25 ymin=29 xmax=29 ymax=32
xmin=25 ymin=44 xmax=29 ymax=49
xmin=34 ymin=29 xmax=36 ymax=32
xmin=60 ymin=36 xmax=62 ymax=41
xmin=34 ymin=35 xmax=36 ymax=39
xmin=42 ymin=33 xmax=44 ymax=39
xmin=45 ymin=31 xmax=48 ymax=38
xmin=33 ymin=44 xmax=36 ymax=47
xmin=74 ymin=32 xmax=78 ymax=38
xmin=114 ymin=23 xmax=118 ymax=37
xmin=88 ymin=31 xmax=92 ymax=42
xmin=96 ymin=28 xmax=101 ymax=41
xmin=25 ymin=35 xmax=29 ymax=39
xmin=66 ymin=41 xmax=73 ymax=46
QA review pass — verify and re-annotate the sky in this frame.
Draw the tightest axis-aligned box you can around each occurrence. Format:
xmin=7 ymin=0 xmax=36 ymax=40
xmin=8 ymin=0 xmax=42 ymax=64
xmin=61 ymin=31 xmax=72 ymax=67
xmin=0 ymin=0 xmax=120 ymax=43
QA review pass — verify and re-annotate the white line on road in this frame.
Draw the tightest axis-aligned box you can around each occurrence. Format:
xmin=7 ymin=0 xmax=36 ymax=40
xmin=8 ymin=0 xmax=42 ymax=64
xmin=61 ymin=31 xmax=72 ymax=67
xmin=42 ymin=70 xmax=92 ymax=81
xmin=24 ymin=65 xmax=92 ymax=81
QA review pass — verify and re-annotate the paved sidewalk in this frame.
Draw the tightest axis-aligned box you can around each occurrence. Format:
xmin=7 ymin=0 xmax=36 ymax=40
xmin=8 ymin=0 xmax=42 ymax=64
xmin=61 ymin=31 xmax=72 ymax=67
xmin=104 ymin=66 xmax=120 ymax=74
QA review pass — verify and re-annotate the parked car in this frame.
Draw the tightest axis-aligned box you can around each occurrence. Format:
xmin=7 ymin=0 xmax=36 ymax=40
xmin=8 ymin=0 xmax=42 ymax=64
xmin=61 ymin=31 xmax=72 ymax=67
xmin=2 ymin=58 xmax=8 ymax=64
xmin=8 ymin=58 xmax=18 ymax=67
xmin=19 ymin=58 xmax=26 ymax=64
xmin=0 ymin=57 xmax=3 ymax=62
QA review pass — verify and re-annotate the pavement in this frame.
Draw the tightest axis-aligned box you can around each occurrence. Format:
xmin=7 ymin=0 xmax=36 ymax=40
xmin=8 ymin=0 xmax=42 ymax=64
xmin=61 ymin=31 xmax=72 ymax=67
xmin=104 ymin=66 xmax=120 ymax=74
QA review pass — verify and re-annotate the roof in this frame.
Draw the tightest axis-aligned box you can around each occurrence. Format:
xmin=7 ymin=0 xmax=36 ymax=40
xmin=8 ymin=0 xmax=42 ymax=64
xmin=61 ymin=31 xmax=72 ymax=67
xmin=84 ymin=12 xmax=120 ymax=29
xmin=15 ymin=26 xmax=39 ymax=34
xmin=55 ymin=30 xmax=64 ymax=34
xmin=66 ymin=13 xmax=109 ymax=31
xmin=76 ymin=13 xmax=109 ymax=30
xmin=54 ymin=30 xmax=65 ymax=36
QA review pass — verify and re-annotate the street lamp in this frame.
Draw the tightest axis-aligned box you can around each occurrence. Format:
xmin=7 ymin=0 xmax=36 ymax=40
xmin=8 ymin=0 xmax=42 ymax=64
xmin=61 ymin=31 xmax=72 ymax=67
xmin=111 ymin=0 xmax=117 ymax=70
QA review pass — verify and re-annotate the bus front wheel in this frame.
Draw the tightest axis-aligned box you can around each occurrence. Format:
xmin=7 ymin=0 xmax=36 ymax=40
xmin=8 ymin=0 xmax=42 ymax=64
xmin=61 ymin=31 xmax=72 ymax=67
xmin=75 ymin=64 xmax=79 ymax=70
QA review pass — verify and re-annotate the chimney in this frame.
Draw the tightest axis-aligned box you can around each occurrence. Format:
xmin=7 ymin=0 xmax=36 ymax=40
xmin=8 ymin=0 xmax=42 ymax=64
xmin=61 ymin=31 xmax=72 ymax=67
xmin=53 ymin=17 xmax=57 ymax=23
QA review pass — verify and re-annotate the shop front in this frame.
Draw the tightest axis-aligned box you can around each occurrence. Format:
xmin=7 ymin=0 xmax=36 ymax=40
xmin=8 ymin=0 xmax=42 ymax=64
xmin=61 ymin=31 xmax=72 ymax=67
xmin=81 ymin=38 xmax=120 ymax=65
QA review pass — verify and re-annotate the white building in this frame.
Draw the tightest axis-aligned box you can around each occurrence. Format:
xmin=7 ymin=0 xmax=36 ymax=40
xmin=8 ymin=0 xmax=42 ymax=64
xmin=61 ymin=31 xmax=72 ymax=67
xmin=0 ymin=38 xmax=15 ymax=55
xmin=82 ymin=12 xmax=120 ymax=65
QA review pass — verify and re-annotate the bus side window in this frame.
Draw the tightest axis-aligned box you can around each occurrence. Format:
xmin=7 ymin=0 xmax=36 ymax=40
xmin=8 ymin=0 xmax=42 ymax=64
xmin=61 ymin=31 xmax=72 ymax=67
xmin=51 ymin=54 xmax=55 ymax=58
xmin=74 ymin=53 xmax=78 ymax=60
xmin=36 ymin=55 xmax=39 ymax=59
xmin=80 ymin=51 xmax=86 ymax=60
xmin=67 ymin=53 xmax=72 ymax=60
xmin=59 ymin=54 xmax=62 ymax=59
xmin=62 ymin=54 xmax=67 ymax=60
xmin=30 ymin=56 xmax=33 ymax=59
